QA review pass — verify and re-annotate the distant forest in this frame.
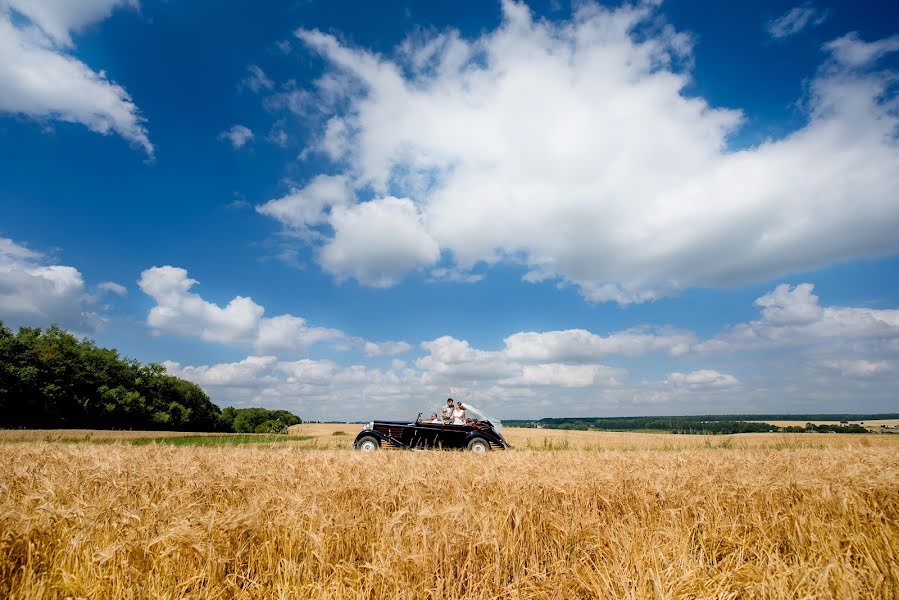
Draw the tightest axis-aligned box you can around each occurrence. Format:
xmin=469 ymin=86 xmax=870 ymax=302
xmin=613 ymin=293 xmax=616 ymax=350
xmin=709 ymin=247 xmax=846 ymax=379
xmin=0 ymin=322 xmax=301 ymax=432
xmin=504 ymin=415 xmax=899 ymax=435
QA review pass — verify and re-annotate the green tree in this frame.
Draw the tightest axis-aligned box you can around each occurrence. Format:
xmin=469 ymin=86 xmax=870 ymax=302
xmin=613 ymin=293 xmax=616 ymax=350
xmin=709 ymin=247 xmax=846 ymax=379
xmin=0 ymin=321 xmax=231 ymax=431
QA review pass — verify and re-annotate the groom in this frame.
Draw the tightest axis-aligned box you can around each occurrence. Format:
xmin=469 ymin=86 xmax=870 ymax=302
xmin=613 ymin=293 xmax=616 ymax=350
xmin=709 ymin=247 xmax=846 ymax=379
xmin=441 ymin=398 xmax=454 ymax=424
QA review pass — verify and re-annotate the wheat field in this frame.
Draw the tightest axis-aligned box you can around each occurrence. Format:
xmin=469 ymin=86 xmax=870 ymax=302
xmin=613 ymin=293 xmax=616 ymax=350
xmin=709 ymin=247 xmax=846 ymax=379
xmin=1 ymin=430 xmax=897 ymax=599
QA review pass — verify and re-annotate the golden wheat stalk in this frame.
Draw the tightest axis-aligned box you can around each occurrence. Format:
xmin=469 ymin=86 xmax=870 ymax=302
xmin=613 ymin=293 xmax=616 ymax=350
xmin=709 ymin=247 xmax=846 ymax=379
xmin=1 ymin=433 xmax=897 ymax=599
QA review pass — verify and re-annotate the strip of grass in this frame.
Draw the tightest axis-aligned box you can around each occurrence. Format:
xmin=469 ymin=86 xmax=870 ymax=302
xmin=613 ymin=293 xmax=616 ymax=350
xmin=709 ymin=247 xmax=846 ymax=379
xmin=0 ymin=433 xmax=315 ymax=445
xmin=130 ymin=435 xmax=313 ymax=447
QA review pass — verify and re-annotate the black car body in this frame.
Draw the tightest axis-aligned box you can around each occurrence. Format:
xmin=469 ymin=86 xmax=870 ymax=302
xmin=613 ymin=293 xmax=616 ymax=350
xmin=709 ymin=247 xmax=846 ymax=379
xmin=353 ymin=405 xmax=512 ymax=452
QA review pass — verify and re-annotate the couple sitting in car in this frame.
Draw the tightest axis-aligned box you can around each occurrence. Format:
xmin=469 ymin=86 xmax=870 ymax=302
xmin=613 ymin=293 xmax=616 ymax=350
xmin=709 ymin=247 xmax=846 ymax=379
xmin=422 ymin=399 xmax=466 ymax=425
xmin=443 ymin=399 xmax=466 ymax=425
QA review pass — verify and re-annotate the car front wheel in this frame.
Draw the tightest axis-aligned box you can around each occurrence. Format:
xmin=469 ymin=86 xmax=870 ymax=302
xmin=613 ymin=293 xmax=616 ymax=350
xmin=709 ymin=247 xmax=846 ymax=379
xmin=467 ymin=437 xmax=490 ymax=453
xmin=355 ymin=435 xmax=380 ymax=452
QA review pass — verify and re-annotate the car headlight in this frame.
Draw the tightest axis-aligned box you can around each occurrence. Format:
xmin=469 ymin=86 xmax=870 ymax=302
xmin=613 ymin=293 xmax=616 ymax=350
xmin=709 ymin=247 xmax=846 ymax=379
xmin=362 ymin=421 xmax=373 ymax=431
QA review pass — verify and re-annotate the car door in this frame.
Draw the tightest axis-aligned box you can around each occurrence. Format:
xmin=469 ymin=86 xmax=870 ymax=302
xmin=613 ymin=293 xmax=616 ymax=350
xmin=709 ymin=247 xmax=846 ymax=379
xmin=396 ymin=424 xmax=418 ymax=446
xmin=438 ymin=425 xmax=469 ymax=449
xmin=402 ymin=423 xmax=434 ymax=448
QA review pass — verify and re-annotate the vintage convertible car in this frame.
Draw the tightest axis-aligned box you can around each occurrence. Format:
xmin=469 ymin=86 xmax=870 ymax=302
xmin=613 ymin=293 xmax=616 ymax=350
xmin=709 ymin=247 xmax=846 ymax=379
xmin=353 ymin=404 xmax=512 ymax=452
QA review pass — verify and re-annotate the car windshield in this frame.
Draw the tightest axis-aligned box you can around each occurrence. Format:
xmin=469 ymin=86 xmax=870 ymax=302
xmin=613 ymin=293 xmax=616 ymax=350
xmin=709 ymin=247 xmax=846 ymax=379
xmin=461 ymin=403 xmax=503 ymax=432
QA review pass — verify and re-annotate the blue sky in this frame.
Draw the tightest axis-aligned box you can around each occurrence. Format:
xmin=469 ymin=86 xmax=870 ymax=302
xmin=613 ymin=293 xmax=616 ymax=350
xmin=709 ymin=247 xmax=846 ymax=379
xmin=1 ymin=0 xmax=898 ymax=420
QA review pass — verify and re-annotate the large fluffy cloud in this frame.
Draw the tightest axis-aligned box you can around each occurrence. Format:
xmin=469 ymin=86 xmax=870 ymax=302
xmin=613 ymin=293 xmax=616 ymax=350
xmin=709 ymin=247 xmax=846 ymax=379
xmin=138 ymin=265 xmax=410 ymax=356
xmin=416 ymin=336 xmax=522 ymax=382
xmin=0 ymin=0 xmax=152 ymax=156
xmin=694 ymin=282 xmax=899 ymax=397
xmin=139 ymin=266 xmax=344 ymax=353
xmin=259 ymin=0 xmax=899 ymax=303
xmin=698 ymin=283 xmax=899 ymax=353
xmin=413 ymin=327 xmax=695 ymax=387
xmin=162 ymin=355 xmax=279 ymax=387
xmin=0 ymin=237 xmax=107 ymax=332
xmin=414 ymin=334 xmax=642 ymax=388
xmin=256 ymin=174 xmax=353 ymax=236
xmin=319 ymin=197 xmax=440 ymax=287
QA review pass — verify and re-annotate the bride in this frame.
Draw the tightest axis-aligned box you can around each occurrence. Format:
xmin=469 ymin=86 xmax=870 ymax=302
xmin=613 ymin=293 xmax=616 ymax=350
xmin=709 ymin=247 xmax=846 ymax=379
xmin=451 ymin=401 xmax=466 ymax=425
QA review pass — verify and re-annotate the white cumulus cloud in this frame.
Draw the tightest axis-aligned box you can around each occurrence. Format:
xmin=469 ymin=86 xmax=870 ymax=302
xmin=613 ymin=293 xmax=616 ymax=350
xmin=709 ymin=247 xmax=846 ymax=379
xmin=0 ymin=0 xmax=152 ymax=156
xmin=416 ymin=336 xmax=521 ymax=382
xmin=98 ymin=281 xmax=127 ymax=296
xmin=415 ymin=333 xmax=633 ymax=389
xmin=823 ymin=32 xmax=899 ymax=68
xmin=514 ymin=363 xmax=624 ymax=387
xmin=165 ymin=353 xmax=425 ymax=419
xmin=5 ymin=0 xmax=138 ymax=47
xmin=362 ymin=340 xmax=412 ymax=357
xmin=821 ymin=359 xmax=892 ymax=378
xmin=319 ymin=197 xmax=440 ymax=287
xmin=698 ymin=283 xmax=899 ymax=353
xmin=257 ymin=0 xmax=899 ymax=303
xmin=138 ymin=266 xmax=412 ymax=357
xmin=138 ymin=266 xmax=345 ymax=353
xmin=163 ymin=355 xmax=279 ymax=387
xmin=414 ymin=324 xmax=706 ymax=388
xmin=666 ymin=370 xmax=740 ymax=389
xmin=0 ymin=237 xmax=104 ymax=332
xmin=256 ymin=174 xmax=352 ymax=235
xmin=503 ymin=327 xmax=695 ymax=361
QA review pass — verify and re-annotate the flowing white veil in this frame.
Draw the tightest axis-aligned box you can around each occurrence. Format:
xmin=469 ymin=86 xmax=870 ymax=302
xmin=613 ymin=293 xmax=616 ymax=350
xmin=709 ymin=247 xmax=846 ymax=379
xmin=461 ymin=403 xmax=503 ymax=432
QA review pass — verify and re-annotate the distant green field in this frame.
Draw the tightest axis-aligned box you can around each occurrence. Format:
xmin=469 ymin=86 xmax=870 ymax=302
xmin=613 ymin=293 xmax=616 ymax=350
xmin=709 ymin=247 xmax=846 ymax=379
xmin=0 ymin=434 xmax=315 ymax=446
xmin=130 ymin=435 xmax=313 ymax=446
xmin=505 ymin=414 xmax=898 ymax=434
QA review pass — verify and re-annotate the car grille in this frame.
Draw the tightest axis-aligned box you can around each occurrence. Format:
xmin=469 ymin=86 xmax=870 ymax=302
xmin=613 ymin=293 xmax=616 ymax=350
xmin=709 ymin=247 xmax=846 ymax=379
xmin=374 ymin=425 xmax=405 ymax=439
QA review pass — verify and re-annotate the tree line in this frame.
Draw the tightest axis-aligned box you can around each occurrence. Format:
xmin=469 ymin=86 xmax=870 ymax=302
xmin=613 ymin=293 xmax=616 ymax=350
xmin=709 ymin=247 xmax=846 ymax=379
xmin=505 ymin=414 xmax=888 ymax=434
xmin=0 ymin=322 xmax=301 ymax=432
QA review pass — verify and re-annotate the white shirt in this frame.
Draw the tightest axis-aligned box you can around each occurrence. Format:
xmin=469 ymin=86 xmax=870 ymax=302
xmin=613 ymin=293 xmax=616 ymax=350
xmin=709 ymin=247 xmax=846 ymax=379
xmin=452 ymin=408 xmax=465 ymax=425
